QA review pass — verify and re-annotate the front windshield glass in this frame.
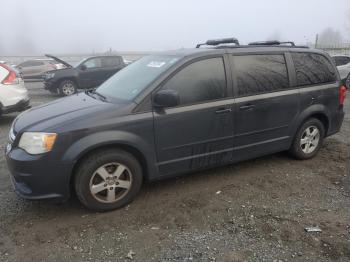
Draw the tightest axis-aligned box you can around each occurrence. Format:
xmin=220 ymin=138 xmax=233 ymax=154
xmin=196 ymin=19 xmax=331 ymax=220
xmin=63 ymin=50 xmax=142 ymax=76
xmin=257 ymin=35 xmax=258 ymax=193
xmin=96 ymin=55 xmax=180 ymax=101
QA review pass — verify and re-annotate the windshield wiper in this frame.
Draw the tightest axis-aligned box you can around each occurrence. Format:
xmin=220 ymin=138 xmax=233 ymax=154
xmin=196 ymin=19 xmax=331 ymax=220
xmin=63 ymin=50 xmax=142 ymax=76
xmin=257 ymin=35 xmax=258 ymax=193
xmin=85 ymin=89 xmax=108 ymax=102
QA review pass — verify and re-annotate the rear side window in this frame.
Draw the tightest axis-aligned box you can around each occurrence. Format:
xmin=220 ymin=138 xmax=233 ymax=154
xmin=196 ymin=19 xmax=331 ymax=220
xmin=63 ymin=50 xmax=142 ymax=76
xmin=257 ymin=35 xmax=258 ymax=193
xmin=162 ymin=57 xmax=227 ymax=106
xmin=19 ymin=60 xmax=44 ymax=67
xmin=232 ymin=54 xmax=289 ymax=96
xmin=292 ymin=53 xmax=336 ymax=86
xmin=102 ymin=57 xmax=122 ymax=67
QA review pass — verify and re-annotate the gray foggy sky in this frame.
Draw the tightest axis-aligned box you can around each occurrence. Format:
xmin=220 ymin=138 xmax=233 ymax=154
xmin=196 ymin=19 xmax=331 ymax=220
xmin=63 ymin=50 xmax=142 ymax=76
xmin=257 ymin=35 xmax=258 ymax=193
xmin=1 ymin=0 xmax=349 ymax=55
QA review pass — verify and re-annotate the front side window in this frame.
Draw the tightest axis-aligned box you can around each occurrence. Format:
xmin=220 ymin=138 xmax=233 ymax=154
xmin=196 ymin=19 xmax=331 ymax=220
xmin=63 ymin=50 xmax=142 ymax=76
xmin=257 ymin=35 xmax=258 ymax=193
xmin=232 ymin=54 xmax=289 ymax=96
xmin=292 ymin=53 xmax=336 ymax=86
xmin=83 ymin=58 xmax=102 ymax=69
xmin=161 ymin=57 xmax=227 ymax=106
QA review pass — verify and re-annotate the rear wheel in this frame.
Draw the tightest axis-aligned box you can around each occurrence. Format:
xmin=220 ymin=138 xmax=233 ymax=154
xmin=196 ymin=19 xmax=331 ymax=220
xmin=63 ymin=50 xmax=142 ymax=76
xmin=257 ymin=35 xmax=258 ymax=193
xmin=289 ymin=118 xmax=325 ymax=160
xmin=58 ymin=80 xmax=77 ymax=96
xmin=74 ymin=149 xmax=143 ymax=211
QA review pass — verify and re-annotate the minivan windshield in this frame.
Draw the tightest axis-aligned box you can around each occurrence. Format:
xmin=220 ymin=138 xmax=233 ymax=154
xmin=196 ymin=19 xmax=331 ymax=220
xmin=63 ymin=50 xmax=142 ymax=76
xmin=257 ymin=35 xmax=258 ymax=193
xmin=96 ymin=55 xmax=180 ymax=101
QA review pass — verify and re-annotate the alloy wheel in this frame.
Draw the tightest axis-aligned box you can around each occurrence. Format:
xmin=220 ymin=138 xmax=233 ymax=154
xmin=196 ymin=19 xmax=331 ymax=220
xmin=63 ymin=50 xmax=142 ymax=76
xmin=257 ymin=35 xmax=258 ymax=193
xmin=300 ymin=125 xmax=320 ymax=154
xmin=62 ymin=82 xmax=76 ymax=96
xmin=89 ymin=162 xmax=132 ymax=203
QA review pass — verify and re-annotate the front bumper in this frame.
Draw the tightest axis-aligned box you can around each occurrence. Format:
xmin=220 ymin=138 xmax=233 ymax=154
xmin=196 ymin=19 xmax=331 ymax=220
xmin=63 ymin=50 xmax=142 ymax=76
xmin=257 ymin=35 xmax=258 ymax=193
xmin=1 ymin=99 xmax=30 ymax=114
xmin=5 ymin=146 xmax=72 ymax=201
xmin=44 ymin=79 xmax=59 ymax=92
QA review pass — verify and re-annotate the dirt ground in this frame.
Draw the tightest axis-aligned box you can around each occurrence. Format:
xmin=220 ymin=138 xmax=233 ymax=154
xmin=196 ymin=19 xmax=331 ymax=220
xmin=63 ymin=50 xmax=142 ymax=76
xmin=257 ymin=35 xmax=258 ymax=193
xmin=0 ymin=82 xmax=349 ymax=262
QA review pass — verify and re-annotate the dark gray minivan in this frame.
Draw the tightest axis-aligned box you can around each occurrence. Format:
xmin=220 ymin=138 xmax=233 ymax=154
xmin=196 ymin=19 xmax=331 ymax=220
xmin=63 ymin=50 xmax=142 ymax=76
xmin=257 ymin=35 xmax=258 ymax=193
xmin=5 ymin=39 xmax=346 ymax=211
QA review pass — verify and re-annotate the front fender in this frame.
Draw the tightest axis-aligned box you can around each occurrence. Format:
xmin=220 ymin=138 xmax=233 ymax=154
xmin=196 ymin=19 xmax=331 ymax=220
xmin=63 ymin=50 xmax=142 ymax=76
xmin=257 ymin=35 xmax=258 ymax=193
xmin=62 ymin=130 xmax=158 ymax=178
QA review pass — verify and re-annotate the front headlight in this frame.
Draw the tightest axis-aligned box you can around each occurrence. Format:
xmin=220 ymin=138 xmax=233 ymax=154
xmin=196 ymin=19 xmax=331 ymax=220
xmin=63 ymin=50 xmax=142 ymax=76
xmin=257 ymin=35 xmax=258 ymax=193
xmin=19 ymin=132 xmax=57 ymax=154
xmin=46 ymin=73 xmax=55 ymax=79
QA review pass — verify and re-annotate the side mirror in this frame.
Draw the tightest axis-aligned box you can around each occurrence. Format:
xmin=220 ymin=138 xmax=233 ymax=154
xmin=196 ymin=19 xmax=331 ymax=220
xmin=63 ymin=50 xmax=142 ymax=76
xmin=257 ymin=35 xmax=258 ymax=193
xmin=80 ymin=64 xmax=87 ymax=71
xmin=153 ymin=89 xmax=179 ymax=108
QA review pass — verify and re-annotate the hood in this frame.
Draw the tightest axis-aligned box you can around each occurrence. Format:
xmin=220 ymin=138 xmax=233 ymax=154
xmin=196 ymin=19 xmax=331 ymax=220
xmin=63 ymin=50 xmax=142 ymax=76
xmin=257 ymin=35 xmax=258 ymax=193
xmin=12 ymin=92 xmax=130 ymax=133
xmin=45 ymin=54 xmax=72 ymax=68
xmin=45 ymin=66 xmax=76 ymax=75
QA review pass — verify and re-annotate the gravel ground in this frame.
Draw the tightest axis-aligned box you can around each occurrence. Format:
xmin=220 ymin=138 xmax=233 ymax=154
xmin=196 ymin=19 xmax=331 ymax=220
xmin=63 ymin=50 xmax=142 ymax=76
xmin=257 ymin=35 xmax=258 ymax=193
xmin=0 ymin=82 xmax=349 ymax=262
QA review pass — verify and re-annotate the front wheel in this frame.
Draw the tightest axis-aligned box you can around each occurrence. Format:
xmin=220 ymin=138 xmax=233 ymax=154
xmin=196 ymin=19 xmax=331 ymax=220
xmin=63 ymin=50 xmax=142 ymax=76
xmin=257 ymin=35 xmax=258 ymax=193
xmin=74 ymin=149 xmax=143 ymax=211
xmin=289 ymin=118 xmax=325 ymax=160
xmin=58 ymin=80 xmax=77 ymax=96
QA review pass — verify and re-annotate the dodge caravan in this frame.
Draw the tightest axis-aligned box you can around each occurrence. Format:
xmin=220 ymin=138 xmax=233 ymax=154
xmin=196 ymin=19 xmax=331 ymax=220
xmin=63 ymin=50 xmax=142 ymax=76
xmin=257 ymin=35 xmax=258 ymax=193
xmin=5 ymin=38 xmax=346 ymax=211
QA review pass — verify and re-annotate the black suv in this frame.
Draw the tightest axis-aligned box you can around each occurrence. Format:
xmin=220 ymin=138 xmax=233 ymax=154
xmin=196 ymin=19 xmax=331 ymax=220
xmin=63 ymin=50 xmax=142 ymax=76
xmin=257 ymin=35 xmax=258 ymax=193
xmin=6 ymin=38 xmax=346 ymax=211
xmin=43 ymin=55 xmax=125 ymax=96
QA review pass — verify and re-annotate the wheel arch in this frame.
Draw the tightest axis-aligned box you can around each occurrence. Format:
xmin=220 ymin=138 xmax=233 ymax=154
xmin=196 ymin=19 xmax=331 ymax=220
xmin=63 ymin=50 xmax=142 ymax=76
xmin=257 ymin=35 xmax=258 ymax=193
xmin=59 ymin=77 xmax=79 ymax=89
xmin=64 ymin=131 xmax=157 ymax=195
xmin=69 ymin=143 xmax=150 ymax=195
xmin=293 ymin=105 xmax=330 ymax=138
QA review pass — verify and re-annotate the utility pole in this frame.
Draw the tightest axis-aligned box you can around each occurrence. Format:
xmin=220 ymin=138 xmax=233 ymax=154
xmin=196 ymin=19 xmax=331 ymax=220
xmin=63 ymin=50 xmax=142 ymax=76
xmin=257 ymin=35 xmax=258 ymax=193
xmin=315 ymin=34 xmax=319 ymax=48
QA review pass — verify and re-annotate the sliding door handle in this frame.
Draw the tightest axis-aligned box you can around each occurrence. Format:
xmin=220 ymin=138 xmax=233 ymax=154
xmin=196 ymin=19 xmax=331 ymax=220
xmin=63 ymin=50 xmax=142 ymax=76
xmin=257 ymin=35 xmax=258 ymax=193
xmin=239 ymin=104 xmax=255 ymax=111
xmin=215 ymin=108 xmax=232 ymax=114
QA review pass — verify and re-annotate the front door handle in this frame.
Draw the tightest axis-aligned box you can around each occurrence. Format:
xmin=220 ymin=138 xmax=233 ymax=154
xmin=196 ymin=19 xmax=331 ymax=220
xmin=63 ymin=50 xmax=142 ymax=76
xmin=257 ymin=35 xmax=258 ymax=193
xmin=215 ymin=108 xmax=232 ymax=114
xmin=239 ymin=104 xmax=255 ymax=111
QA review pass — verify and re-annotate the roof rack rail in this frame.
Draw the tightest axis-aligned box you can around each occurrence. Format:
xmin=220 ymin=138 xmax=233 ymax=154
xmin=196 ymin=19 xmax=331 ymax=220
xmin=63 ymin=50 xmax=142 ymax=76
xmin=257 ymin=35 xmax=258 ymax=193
xmin=248 ymin=40 xmax=296 ymax=46
xmin=196 ymin=38 xmax=240 ymax=48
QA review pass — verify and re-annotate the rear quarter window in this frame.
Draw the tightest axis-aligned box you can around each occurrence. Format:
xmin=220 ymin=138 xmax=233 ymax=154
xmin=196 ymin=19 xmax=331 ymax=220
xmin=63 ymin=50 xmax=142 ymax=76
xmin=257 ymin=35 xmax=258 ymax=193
xmin=292 ymin=53 xmax=336 ymax=86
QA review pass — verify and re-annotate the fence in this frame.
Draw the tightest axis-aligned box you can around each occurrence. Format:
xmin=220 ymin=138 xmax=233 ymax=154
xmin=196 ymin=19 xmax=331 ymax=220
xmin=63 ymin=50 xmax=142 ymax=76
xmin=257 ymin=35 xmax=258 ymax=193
xmin=313 ymin=43 xmax=350 ymax=56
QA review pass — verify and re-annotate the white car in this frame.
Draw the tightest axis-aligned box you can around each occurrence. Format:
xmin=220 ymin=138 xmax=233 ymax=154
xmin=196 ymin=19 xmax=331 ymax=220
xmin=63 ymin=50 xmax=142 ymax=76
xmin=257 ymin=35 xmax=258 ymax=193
xmin=0 ymin=63 xmax=30 ymax=116
xmin=333 ymin=55 xmax=350 ymax=88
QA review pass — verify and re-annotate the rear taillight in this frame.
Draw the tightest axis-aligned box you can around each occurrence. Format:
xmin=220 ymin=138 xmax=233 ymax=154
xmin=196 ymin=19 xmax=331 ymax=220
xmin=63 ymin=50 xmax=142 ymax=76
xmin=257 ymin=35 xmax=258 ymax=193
xmin=0 ymin=64 xmax=19 ymax=85
xmin=339 ymin=85 xmax=347 ymax=106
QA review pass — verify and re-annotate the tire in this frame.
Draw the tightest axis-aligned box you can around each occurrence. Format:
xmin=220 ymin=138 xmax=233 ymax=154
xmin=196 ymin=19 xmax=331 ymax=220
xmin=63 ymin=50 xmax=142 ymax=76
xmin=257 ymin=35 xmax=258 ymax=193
xmin=74 ymin=149 xmax=143 ymax=211
xmin=289 ymin=118 xmax=325 ymax=160
xmin=58 ymin=79 xmax=77 ymax=96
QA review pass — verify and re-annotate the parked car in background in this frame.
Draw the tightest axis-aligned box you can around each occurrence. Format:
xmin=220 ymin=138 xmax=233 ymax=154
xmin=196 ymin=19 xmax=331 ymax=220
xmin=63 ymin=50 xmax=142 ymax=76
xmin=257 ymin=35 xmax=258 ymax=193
xmin=0 ymin=63 xmax=30 ymax=116
xmin=332 ymin=55 xmax=350 ymax=88
xmin=43 ymin=55 xmax=126 ymax=96
xmin=16 ymin=58 xmax=66 ymax=80
xmin=0 ymin=60 xmax=18 ymax=69
xmin=5 ymin=38 xmax=346 ymax=211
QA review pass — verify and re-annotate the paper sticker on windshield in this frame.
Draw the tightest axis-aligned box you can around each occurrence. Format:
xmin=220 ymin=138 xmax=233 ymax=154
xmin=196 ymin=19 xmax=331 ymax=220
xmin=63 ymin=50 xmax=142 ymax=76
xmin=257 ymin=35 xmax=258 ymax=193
xmin=147 ymin=61 xmax=166 ymax=68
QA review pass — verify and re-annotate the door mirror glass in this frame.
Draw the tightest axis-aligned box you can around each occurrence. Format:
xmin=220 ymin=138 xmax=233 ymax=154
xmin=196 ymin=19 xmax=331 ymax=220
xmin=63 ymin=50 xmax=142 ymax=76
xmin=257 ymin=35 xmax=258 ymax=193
xmin=80 ymin=64 xmax=87 ymax=71
xmin=153 ymin=90 xmax=179 ymax=108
